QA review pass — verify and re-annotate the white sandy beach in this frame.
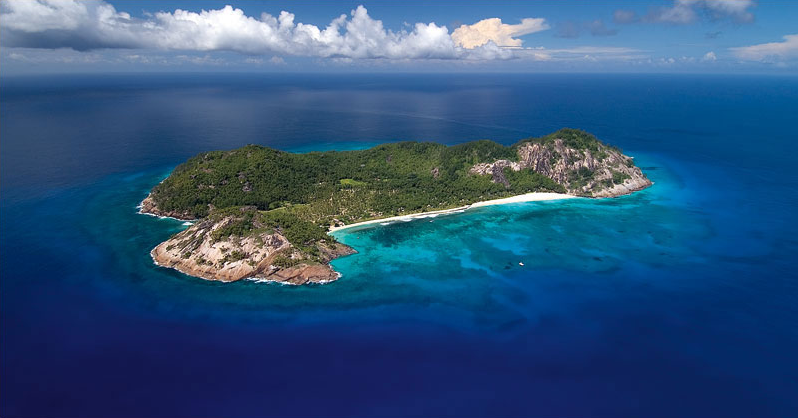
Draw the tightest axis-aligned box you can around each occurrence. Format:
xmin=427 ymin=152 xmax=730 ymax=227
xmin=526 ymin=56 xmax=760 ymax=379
xmin=327 ymin=192 xmax=576 ymax=233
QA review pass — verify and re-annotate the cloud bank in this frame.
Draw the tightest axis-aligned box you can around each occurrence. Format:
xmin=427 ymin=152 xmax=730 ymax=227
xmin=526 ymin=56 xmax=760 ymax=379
xmin=731 ymin=34 xmax=798 ymax=61
xmin=0 ymin=0 xmax=551 ymax=61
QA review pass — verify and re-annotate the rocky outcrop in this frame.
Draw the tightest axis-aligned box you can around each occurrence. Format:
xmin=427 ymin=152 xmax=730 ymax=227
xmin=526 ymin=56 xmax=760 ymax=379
xmin=469 ymin=159 xmax=520 ymax=188
xmin=470 ymin=138 xmax=651 ymax=197
xmin=150 ymin=214 xmax=355 ymax=285
xmin=139 ymin=195 xmax=195 ymax=220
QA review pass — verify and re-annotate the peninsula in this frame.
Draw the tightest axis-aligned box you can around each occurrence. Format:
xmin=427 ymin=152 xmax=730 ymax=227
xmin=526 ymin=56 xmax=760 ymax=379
xmin=141 ymin=128 xmax=651 ymax=285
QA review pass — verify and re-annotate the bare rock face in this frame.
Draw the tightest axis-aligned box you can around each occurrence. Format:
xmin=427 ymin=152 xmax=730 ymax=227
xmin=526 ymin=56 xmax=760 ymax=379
xmin=470 ymin=160 xmax=520 ymax=188
xmin=470 ymin=138 xmax=651 ymax=197
xmin=150 ymin=215 xmax=354 ymax=284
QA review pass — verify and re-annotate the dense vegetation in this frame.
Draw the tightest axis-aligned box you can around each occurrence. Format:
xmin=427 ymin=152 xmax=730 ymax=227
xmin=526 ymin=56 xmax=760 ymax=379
xmin=149 ymin=129 xmax=625 ymax=245
xmin=514 ymin=128 xmax=620 ymax=154
xmin=150 ymin=137 xmax=577 ymax=216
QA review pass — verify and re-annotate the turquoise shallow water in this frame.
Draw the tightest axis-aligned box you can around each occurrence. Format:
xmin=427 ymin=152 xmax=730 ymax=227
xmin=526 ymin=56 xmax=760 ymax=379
xmin=329 ymin=155 xmax=692 ymax=328
xmin=2 ymin=74 xmax=797 ymax=417
xmin=74 ymin=152 xmax=690 ymax=331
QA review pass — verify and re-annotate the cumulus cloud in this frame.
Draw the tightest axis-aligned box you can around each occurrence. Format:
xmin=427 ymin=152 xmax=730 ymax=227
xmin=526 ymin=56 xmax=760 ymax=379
xmin=451 ymin=17 xmax=548 ymax=48
xmin=730 ymin=34 xmax=798 ymax=61
xmin=0 ymin=0 xmax=110 ymax=32
xmin=702 ymin=51 xmax=717 ymax=61
xmin=646 ymin=0 xmax=755 ymax=24
xmin=0 ymin=0 xmax=527 ymax=61
xmin=0 ymin=0 xmax=142 ymax=50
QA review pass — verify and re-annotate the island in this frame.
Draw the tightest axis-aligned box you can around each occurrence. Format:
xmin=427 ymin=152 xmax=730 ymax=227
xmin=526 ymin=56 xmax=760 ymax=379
xmin=140 ymin=128 xmax=651 ymax=285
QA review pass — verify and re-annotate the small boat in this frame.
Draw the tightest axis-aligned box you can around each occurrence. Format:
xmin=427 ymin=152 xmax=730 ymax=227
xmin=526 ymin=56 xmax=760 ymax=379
xmin=518 ymin=262 xmax=524 ymax=266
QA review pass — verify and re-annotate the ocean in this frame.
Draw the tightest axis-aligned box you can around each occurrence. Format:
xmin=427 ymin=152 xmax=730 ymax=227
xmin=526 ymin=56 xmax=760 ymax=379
xmin=1 ymin=73 xmax=797 ymax=417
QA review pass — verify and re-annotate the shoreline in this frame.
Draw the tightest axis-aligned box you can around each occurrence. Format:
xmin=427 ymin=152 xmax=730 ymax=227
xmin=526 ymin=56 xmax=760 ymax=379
xmin=137 ymin=195 xmax=197 ymax=222
xmin=137 ymin=206 xmax=196 ymax=223
xmin=327 ymin=192 xmax=576 ymax=233
xmin=140 ymin=191 xmax=577 ymax=234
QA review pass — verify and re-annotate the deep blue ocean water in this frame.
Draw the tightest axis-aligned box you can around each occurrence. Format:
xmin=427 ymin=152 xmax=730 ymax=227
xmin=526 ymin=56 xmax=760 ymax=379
xmin=1 ymin=73 xmax=797 ymax=417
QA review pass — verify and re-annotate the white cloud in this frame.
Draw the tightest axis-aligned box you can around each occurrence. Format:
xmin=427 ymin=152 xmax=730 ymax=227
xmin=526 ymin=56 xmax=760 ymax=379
xmin=517 ymin=46 xmax=645 ymax=62
xmin=702 ymin=51 xmax=717 ymax=61
xmin=176 ymin=54 xmax=224 ymax=66
xmin=124 ymin=54 xmax=168 ymax=65
xmin=0 ymin=1 xmax=537 ymax=61
xmin=4 ymin=47 xmax=105 ymax=64
xmin=451 ymin=17 xmax=548 ymax=49
xmin=647 ymin=0 xmax=755 ymax=24
xmin=701 ymin=0 xmax=755 ymax=22
xmin=650 ymin=2 xmax=697 ymax=24
xmin=1 ymin=0 xmax=92 ymax=31
xmin=730 ymin=34 xmax=798 ymax=61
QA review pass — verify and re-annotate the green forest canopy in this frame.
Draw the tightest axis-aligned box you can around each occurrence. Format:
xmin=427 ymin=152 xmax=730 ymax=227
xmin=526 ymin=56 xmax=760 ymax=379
xmin=150 ymin=129 xmax=618 ymax=244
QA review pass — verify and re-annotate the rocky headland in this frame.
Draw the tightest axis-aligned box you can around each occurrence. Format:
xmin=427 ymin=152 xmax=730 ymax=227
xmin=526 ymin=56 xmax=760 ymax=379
xmin=149 ymin=207 xmax=355 ymax=285
xmin=470 ymin=138 xmax=650 ymax=197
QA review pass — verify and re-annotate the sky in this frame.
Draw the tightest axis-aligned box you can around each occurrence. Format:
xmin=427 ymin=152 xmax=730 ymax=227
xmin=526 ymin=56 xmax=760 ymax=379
xmin=1 ymin=0 xmax=797 ymax=74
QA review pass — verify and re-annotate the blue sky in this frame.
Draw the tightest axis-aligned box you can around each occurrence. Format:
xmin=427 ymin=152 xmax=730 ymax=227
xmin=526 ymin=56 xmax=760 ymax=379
xmin=1 ymin=0 xmax=797 ymax=74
